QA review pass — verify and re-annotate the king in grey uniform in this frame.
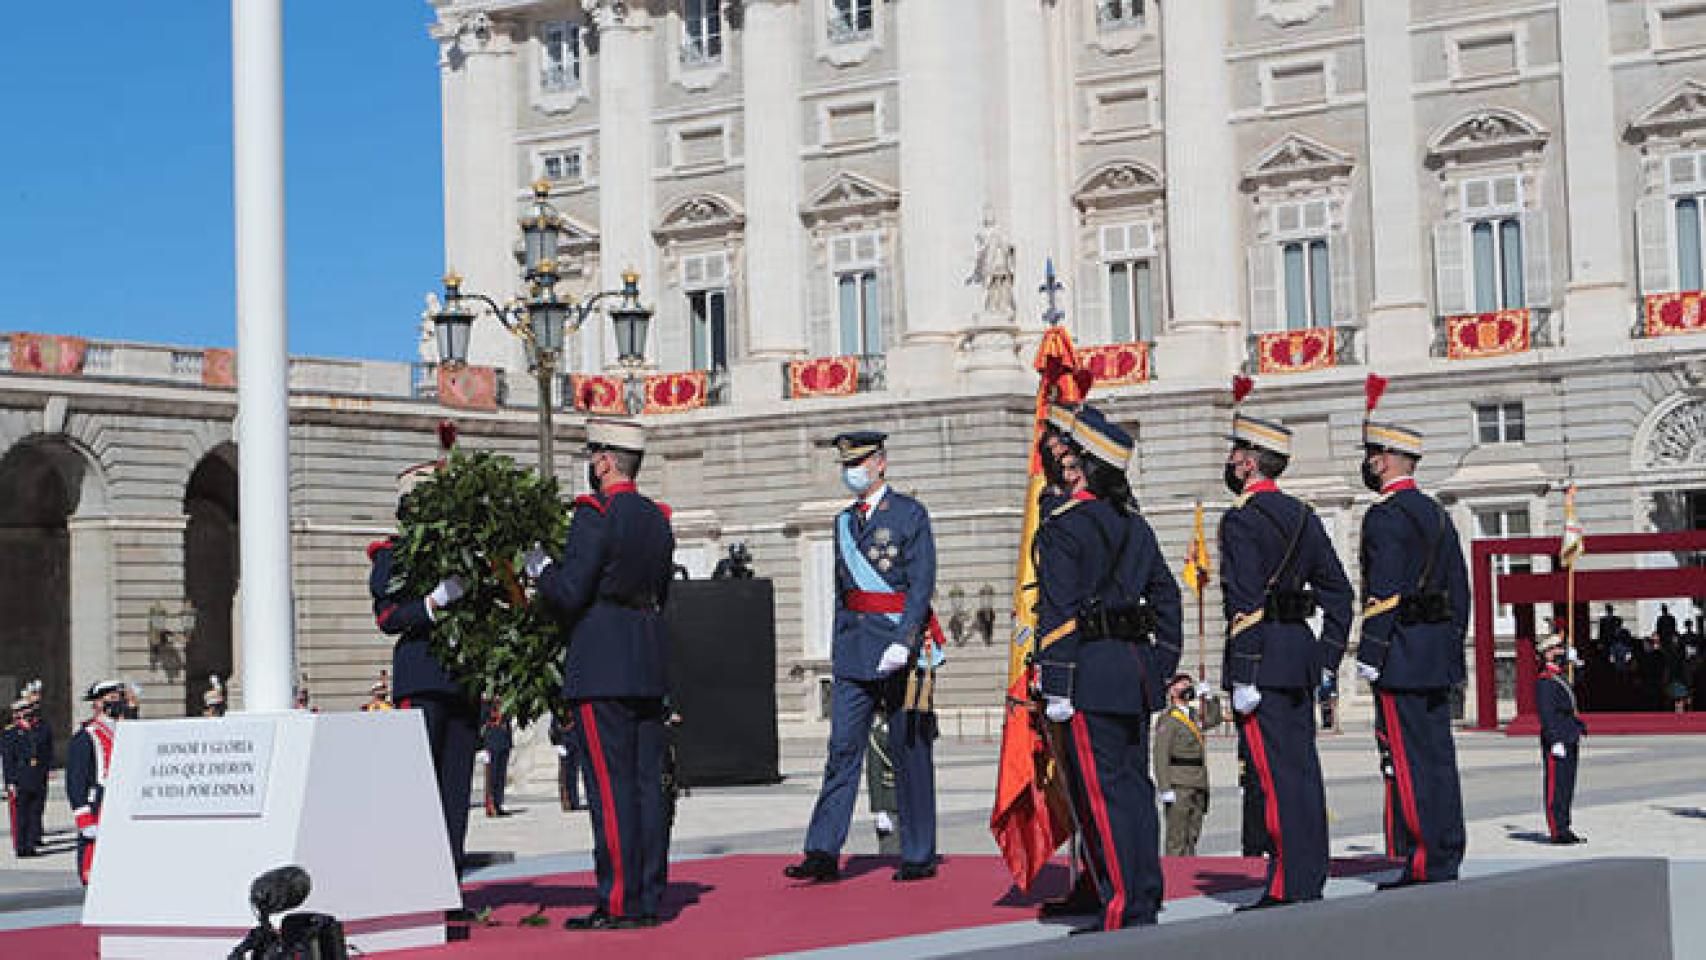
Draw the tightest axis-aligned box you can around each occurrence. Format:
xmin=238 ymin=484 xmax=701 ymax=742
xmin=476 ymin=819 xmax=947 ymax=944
xmin=786 ymin=431 xmax=941 ymax=884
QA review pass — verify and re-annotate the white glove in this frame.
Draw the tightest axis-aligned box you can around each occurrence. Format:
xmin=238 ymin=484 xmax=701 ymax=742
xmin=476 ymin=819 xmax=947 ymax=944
xmin=524 ymin=544 xmax=552 ymax=579
xmin=874 ymin=811 xmax=895 ymax=834
xmin=1159 ymin=790 xmax=1177 ymax=805
xmin=1232 ymin=684 xmax=1262 ymax=715
xmin=1194 ymin=682 xmax=1214 ymax=699
xmin=476 ymin=750 xmax=490 ymax=765
xmin=1357 ymin=662 xmax=1381 ymax=684
xmin=875 ymin=643 xmax=912 ymax=677
xmin=429 ymin=577 xmax=465 ymax=609
xmin=554 ymin=745 xmax=569 ymax=757
xmin=1045 ymin=697 xmax=1075 ymax=723
xmin=1567 ymin=648 xmax=1582 ymax=666
xmin=80 ymin=824 xmax=98 ymax=840
xmin=1550 ymin=743 xmax=1566 ymax=759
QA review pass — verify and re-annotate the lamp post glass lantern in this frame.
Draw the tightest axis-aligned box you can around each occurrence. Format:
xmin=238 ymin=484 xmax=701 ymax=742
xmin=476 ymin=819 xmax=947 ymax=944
xmin=427 ymin=195 xmax=655 ymax=471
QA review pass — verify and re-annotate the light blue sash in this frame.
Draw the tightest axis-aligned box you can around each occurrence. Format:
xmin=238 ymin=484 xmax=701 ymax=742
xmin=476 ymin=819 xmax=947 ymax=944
xmin=836 ymin=511 xmax=946 ymax=669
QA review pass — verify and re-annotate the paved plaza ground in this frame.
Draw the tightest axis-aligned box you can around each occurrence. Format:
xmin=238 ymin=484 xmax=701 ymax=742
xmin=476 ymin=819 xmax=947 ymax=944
xmin=1 ymin=720 xmax=1701 ymax=916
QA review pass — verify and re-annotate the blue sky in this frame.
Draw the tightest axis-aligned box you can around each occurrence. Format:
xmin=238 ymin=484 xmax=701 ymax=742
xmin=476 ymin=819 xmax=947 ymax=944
xmin=0 ymin=4 xmax=444 ymax=362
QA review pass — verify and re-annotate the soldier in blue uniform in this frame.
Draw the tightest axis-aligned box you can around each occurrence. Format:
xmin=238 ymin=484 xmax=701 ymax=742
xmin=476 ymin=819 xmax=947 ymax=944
xmin=66 ymin=680 xmax=124 ymax=886
xmin=1220 ymin=412 xmax=1353 ymax=909
xmin=481 ymin=704 xmax=513 ymax=817
xmin=529 ymin=418 xmax=677 ymax=930
xmin=1033 ymin=405 xmax=1182 ymax=933
xmin=1536 ymin=635 xmax=1587 ymax=844
xmin=786 ymin=430 xmax=941 ymax=884
xmin=3 ymin=697 xmax=52 ymax=858
xmin=1352 ymin=414 xmax=1469 ymax=887
xmin=368 ymin=459 xmax=475 ymax=875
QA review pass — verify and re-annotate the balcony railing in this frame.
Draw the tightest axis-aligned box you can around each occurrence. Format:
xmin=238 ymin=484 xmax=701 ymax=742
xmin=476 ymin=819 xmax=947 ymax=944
xmin=1245 ymin=325 xmax=1360 ymax=375
xmin=1430 ymin=307 xmax=1555 ymax=359
xmin=782 ymin=354 xmax=886 ymax=399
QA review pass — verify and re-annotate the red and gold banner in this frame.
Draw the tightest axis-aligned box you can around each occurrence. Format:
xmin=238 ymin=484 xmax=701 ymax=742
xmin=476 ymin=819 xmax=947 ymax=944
xmin=989 ymin=324 xmax=1081 ymax=892
xmin=642 ymin=371 xmax=707 ymax=415
xmin=1445 ymin=309 xmax=1530 ymax=360
xmin=202 ymin=348 xmax=236 ymax=388
xmin=1255 ymin=327 xmax=1336 ymax=374
xmin=437 ymin=364 xmax=499 ymax=412
xmin=569 ymin=374 xmax=627 ymax=415
xmin=10 ymin=334 xmax=87 ymax=375
xmin=1643 ymin=292 xmax=1706 ymax=338
xmin=1081 ymin=341 xmax=1151 ymax=387
xmin=787 ymin=356 xmax=860 ymax=398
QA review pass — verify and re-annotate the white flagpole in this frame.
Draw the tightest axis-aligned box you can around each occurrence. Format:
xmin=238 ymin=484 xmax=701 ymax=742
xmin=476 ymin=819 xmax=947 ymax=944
xmin=232 ymin=0 xmax=296 ymax=712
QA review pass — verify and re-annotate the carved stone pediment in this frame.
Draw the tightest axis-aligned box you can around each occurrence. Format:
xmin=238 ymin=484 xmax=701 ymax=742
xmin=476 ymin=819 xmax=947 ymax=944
xmin=1258 ymin=0 xmax=1334 ymax=27
xmin=1637 ymin=396 xmax=1706 ymax=470
xmin=1627 ymin=79 xmax=1706 ymax=143
xmin=1071 ymin=160 xmax=1164 ymax=213
xmin=653 ymin=193 xmax=745 ymax=243
xmin=1242 ymin=133 xmax=1354 ymax=189
xmin=800 ymin=171 xmax=900 ymax=224
xmin=1426 ymin=109 xmax=1549 ymax=168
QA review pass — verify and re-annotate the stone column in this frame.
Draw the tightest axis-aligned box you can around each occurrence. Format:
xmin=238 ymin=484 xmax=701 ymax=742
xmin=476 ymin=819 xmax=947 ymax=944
xmin=434 ymin=12 xmax=524 ymax=371
xmin=1557 ymin=0 xmax=1630 ymax=351
xmin=991 ymin=0 xmax=1064 ymax=335
xmin=1362 ymin=0 xmax=1433 ymax=367
xmin=595 ymin=5 xmax=659 ymax=372
xmin=1154 ymin=1 xmax=1244 ymax=381
xmin=67 ymin=515 xmax=115 ymax=705
xmin=894 ymin=0 xmax=991 ymax=389
xmin=733 ymin=0 xmax=806 ymax=402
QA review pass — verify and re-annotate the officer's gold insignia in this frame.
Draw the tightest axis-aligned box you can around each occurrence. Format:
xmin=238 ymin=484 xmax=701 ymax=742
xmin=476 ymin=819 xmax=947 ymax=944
xmin=867 ymin=546 xmax=882 ymax=561
xmin=874 ymin=527 xmax=892 ymax=544
xmin=877 ymin=559 xmax=893 ymax=572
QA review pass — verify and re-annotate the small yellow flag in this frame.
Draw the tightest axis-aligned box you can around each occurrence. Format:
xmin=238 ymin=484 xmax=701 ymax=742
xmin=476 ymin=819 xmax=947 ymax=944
xmin=1560 ymin=483 xmax=1586 ymax=568
xmin=1182 ymin=501 xmax=1211 ymax=595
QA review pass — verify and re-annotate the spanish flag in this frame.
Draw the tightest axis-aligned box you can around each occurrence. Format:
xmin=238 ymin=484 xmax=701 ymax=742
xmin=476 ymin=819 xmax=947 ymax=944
xmin=988 ymin=324 xmax=1087 ymax=890
xmin=1182 ymin=501 xmax=1210 ymax=595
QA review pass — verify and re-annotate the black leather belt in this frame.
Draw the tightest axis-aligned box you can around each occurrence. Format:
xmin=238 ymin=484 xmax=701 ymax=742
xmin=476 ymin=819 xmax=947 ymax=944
xmin=1169 ymin=757 xmax=1204 ymax=766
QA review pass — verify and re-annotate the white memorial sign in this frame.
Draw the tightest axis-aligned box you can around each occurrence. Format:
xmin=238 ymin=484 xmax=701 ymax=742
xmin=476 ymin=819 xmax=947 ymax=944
xmin=130 ymin=719 xmax=276 ymax=818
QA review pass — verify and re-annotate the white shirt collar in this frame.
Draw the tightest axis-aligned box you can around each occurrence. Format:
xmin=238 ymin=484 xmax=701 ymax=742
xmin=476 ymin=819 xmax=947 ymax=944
xmin=859 ymin=483 xmax=888 ymax=513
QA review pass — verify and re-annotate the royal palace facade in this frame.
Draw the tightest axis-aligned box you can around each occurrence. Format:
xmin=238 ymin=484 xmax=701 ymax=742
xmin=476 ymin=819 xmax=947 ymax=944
xmin=3 ymin=0 xmax=1705 ymax=735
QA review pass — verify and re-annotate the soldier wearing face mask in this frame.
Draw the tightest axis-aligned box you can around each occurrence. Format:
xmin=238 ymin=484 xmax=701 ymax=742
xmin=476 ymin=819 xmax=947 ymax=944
xmin=66 ymin=680 xmax=126 ymax=886
xmin=787 ymin=430 xmax=942 ymax=885
xmin=1218 ymin=410 xmax=1353 ymax=910
xmin=1351 ymin=394 xmax=1469 ymax=889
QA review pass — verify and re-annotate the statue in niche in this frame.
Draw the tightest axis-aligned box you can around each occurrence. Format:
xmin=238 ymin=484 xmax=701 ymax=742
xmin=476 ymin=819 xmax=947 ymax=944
xmin=968 ymin=210 xmax=1017 ymax=321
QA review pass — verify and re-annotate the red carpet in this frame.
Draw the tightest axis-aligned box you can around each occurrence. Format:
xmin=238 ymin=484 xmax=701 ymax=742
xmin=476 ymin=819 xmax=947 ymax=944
xmin=1504 ymin=711 xmax=1706 ymax=736
xmin=2 ymin=853 xmax=1396 ymax=959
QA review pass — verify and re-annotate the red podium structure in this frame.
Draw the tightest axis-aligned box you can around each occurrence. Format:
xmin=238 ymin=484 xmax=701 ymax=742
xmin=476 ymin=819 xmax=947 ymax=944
xmin=1470 ymin=529 xmax=1706 ymax=735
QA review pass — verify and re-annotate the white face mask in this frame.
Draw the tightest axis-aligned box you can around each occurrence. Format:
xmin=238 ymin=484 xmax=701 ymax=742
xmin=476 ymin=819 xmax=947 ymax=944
xmin=842 ymin=464 xmax=874 ymax=495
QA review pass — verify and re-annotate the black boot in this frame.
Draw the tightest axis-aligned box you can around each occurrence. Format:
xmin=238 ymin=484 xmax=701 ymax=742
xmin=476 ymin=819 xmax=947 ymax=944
xmin=783 ymin=850 xmax=840 ymax=882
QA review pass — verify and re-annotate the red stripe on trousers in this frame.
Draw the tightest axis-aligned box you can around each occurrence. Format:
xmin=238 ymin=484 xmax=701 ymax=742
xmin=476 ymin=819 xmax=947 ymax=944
xmin=579 ymin=703 xmax=626 ymax=918
xmin=79 ymin=841 xmax=94 ymax=886
xmin=1380 ymin=692 xmax=1428 ymax=881
xmin=1544 ymin=749 xmax=1557 ymax=839
xmin=1240 ymin=713 xmax=1286 ymax=901
xmin=1069 ymin=714 xmax=1128 ymax=931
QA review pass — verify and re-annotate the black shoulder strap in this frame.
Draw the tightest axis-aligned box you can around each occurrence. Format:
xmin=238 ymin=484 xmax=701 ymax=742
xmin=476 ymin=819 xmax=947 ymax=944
xmin=1084 ymin=506 xmax=1139 ymax=606
xmin=1248 ymin=498 xmax=1310 ymax=592
xmin=1390 ymin=497 xmax=1449 ymax=593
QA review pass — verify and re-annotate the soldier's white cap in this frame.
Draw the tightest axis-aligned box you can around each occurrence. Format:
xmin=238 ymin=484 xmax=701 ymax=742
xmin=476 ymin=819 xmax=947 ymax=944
xmin=84 ymin=679 xmax=125 ymax=701
xmin=586 ymin=418 xmax=646 ymax=454
xmin=1538 ymin=634 xmax=1567 ymax=655
xmin=1363 ymin=421 xmax=1425 ymax=459
xmin=1228 ymin=413 xmax=1293 ymax=458
xmin=10 ymin=697 xmax=29 ymax=712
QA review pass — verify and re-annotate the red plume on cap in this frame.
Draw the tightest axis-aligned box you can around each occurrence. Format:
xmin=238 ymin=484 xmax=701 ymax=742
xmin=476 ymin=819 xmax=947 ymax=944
xmin=1364 ymin=373 xmax=1389 ymax=415
xmin=1231 ymin=375 xmax=1254 ymax=405
xmin=436 ymin=419 xmax=458 ymax=452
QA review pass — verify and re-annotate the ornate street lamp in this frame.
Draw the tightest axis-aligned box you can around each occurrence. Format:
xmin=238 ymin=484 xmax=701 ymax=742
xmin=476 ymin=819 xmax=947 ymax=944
xmin=427 ymin=181 xmax=655 ymax=475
